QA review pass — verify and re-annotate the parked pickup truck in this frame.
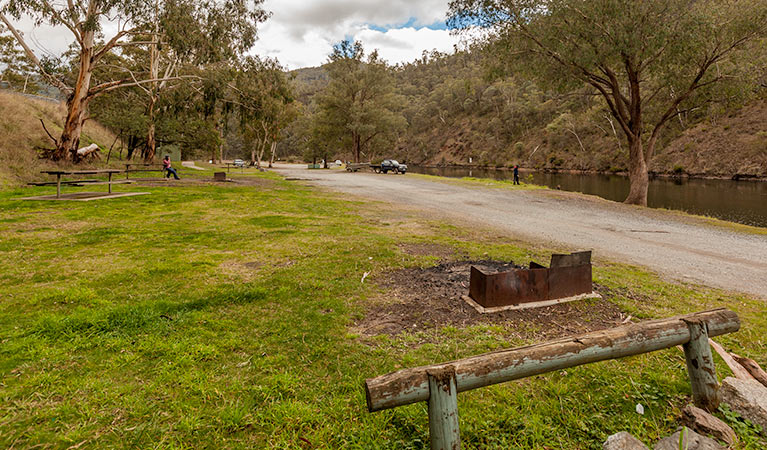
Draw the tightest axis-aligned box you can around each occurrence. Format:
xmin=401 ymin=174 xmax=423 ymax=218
xmin=371 ymin=160 xmax=407 ymax=174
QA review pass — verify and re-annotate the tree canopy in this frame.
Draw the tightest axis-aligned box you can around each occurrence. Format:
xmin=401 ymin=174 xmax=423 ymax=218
xmin=448 ymin=0 xmax=767 ymax=204
xmin=0 ymin=0 xmax=268 ymax=161
xmin=312 ymin=40 xmax=406 ymax=163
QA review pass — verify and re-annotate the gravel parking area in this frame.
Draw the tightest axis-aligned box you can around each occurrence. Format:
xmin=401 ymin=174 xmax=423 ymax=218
xmin=272 ymin=164 xmax=767 ymax=299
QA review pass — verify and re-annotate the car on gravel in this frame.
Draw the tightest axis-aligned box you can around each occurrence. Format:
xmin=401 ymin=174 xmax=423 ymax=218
xmin=372 ymin=160 xmax=407 ymax=174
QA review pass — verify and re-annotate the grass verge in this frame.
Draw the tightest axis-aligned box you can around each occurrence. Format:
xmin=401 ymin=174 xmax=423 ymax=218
xmin=0 ymin=172 xmax=765 ymax=449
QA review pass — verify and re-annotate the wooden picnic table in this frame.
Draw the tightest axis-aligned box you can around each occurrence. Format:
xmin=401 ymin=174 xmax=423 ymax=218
xmin=223 ymin=162 xmax=247 ymax=173
xmin=41 ymin=169 xmax=124 ymax=198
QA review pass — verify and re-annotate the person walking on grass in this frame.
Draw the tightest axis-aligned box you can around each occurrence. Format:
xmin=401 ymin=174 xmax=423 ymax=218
xmin=513 ymin=164 xmax=520 ymax=185
xmin=163 ymin=155 xmax=180 ymax=180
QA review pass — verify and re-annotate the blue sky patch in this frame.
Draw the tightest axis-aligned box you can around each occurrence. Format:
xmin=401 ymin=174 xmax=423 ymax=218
xmin=365 ymin=17 xmax=448 ymax=33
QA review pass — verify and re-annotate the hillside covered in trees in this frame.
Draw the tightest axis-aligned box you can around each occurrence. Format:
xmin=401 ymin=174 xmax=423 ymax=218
xmin=1 ymin=0 xmax=765 ymax=204
xmin=287 ymin=45 xmax=767 ymax=179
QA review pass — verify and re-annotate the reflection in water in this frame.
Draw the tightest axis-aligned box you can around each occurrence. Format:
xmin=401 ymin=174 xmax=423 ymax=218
xmin=410 ymin=166 xmax=767 ymax=228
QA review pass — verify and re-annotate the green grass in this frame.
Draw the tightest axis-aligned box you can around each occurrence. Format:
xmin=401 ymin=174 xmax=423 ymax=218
xmin=0 ymin=172 xmax=765 ymax=449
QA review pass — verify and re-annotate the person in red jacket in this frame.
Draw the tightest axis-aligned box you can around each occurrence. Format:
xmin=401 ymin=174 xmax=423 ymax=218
xmin=163 ymin=155 xmax=180 ymax=180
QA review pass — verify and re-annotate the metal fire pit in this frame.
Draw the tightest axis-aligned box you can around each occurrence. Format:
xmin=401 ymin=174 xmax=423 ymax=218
xmin=466 ymin=251 xmax=599 ymax=312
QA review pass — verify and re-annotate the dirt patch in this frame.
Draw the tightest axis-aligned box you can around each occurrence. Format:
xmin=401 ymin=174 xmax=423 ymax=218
xmin=397 ymin=242 xmax=467 ymax=260
xmin=355 ymin=260 xmax=626 ymax=343
xmin=219 ymin=260 xmax=261 ymax=282
xmin=218 ymin=258 xmax=296 ymax=282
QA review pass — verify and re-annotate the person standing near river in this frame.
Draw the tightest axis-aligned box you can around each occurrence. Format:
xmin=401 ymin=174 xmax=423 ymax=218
xmin=513 ymin=165 xmax=520 ymax=185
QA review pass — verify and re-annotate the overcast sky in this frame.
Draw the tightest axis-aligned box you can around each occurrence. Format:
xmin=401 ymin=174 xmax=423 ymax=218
xmin=251 ymin=0 xmax=462 ymax=68
xmin=7 ymin=0 xmax=462 ymax=70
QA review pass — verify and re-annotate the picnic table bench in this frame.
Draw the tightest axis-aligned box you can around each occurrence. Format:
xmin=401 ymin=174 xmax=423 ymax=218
xmin=223 ymin=162 xmax=248 ymax=172
xmin=28 ymin=179 xmax=100 ymax=186
xmin=124 ymin=163 xmax=168 ymax=179
xmin=35 ymin=169 xmax=128 ymax=198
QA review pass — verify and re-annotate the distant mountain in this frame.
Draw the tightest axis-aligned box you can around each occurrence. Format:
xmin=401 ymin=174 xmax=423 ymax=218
xmin=290 ymin=67 xmax=329 ymax=104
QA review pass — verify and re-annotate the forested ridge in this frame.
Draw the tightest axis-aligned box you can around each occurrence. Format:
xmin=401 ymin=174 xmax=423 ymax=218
xmin=1 ymin=0 xmax=766 ymax=203
xmin=288 ymin=46 xmax=767 ymax=178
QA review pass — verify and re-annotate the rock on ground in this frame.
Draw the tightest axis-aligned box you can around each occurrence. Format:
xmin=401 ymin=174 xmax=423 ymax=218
xmin=681 ymin=404 xmax=736 ymax=445
xmin=721 ymin=376 xmax=767 ymax=433
xmin=603 ymin=432 xmax=649 ymax=450
xmin=654 ymin=428 xmax=726 ymax=450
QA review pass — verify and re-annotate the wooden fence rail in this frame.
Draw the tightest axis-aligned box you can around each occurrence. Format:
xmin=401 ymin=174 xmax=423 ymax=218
xmin=364 ymin=308 xmax=739 ymax=449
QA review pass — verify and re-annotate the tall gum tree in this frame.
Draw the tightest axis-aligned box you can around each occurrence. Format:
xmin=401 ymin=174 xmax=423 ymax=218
xmin=233 ymin=56 xmax=295 ymax=168
xmin=314 ymin=41 xmax=406 ymax=164
xmin=448 ymin=0 xmax=767 ymax=205
xmin=139 ymin=0 xmax=267 ymax=162
xmin=0 ymin=0 xmax=266 ymax=162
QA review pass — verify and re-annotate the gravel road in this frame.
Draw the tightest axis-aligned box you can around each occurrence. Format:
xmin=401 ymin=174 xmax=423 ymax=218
xmin=272 ymin=164 xmax=767 ymax=298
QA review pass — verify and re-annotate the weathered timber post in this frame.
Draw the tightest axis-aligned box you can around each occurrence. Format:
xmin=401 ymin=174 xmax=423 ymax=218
xmin=364 ymin=309 xmax=740 ymax=448
xmin=427 ymin=367 xmax=460 ymax=450
xmin=683 ymin=319 xmax=721 ymax=411
xmin=365 ymin=309 xmax=739 ymax=413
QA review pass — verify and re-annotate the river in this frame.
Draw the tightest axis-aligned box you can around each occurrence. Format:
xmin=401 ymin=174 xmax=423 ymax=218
xmin=409 ymin=166 xmax=767 ymax=228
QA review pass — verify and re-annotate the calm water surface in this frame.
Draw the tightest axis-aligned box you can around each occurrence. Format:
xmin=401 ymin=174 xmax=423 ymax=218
xmin=410 ymin=166 xmax=767 ymax=228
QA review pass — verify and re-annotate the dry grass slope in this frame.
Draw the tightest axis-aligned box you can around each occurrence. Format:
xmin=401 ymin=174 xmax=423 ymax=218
xmin=655 ymin=101 xmax=767 ymax=177
xmin=0 ymin=91 xmax=116 ymax=186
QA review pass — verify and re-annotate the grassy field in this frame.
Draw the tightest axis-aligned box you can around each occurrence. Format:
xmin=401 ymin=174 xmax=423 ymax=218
xmin=1 ymin=171 xmax=765 ymax=449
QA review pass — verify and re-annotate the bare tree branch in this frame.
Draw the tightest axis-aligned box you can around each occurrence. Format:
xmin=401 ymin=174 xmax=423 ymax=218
xmin=0 ymin=13 xmax=72 ymax=94
xmin=39 ymin=119 xmax=59 ymax=146
xmin=88 ymin=75 xmax=199 ymax=97
xmin=91 ymin=28 xmax=142 ymax=63
xmin=40 ymin=0 xmax=82 ymax=43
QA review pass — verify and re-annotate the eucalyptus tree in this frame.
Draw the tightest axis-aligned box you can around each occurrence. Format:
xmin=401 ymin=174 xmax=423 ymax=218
xmin=139 ymin=0 xmax=268 ymax=162
xmin=448 ymin=0 xmax=767 ymax=205
xmin=234 ymin=56 xmax=295 ymax=168
xmin=0 ymin=0 xmax=267 ymax=162
xmin=314 ymin=40 xmax=406 ymax=163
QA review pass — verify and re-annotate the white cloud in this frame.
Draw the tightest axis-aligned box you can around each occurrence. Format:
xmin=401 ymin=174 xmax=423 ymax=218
xmin=354 ymin=27 xmax=459 ymax=66
xmin=251 ymin=0 xmax=459 ymax=68
xmin=252 ymin=22 xmax=460 ymax=69
xmin=3 ymin=17 xmax=72 ymax=59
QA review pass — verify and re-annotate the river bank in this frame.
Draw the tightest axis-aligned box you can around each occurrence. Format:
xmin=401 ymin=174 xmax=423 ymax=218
xmin=408 ymin=165 xmax=767 ymax=228
xmin=410 ymin=164 xmax=767 ymax=182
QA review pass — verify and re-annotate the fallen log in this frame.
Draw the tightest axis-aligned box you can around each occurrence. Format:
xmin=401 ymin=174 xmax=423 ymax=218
xmin=732 ymin=354 xmax=767 ymax=388
xmin=709 ymin=339 xmax=756 ymax=381
xmin=77 ymin=143 xmax=101 ymax=159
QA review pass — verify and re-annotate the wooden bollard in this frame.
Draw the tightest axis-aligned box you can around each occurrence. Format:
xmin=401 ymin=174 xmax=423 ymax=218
xmin=427 ymin=367 xmax=460 ymax=450
xmin=683 ymin=319 xmax=721 ymax=411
